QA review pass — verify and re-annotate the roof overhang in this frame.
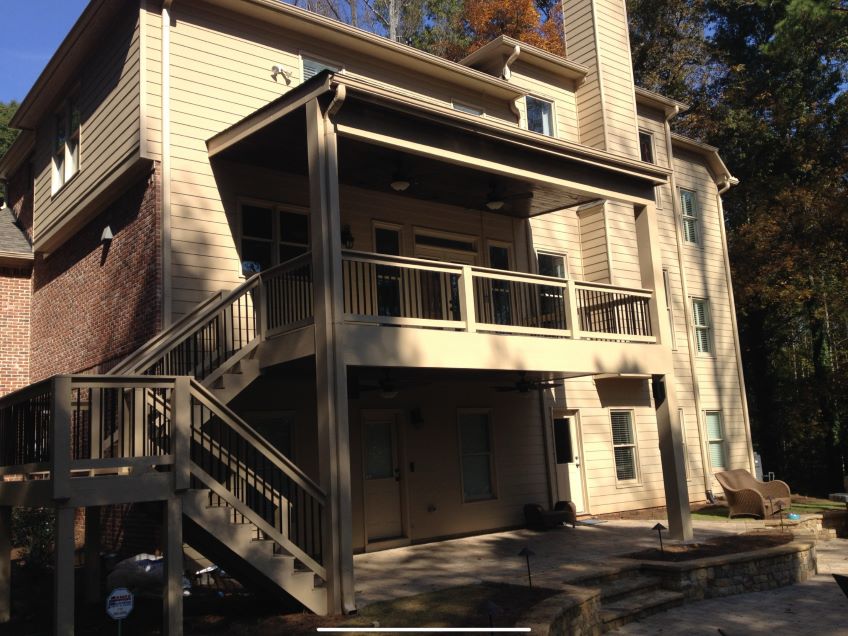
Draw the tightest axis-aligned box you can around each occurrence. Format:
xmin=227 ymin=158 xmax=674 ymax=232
xmin=208 ymin=72 xmax=669 ymax=214
xmin=634 ymin=87 xmax=688 ymax=120
xmin=0 ymin=250 xmax=34 ymax=268
xmin=671 ymin=133 xmax=738 ymax=188
xmin=460 ymin=35 xmax=589 ymax=83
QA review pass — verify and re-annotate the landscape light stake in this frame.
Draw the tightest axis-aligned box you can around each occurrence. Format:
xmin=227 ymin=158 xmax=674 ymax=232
xmin=518 ymin=547 xmax=535 ymax=588
xmin=653 ymin=523 xmax=667 ymax=553
xmin=486 ymin=600 xmax=504 ymax=632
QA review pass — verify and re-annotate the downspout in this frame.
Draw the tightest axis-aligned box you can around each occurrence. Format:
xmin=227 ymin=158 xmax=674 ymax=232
xmin=326 ymin=82 xmax=347 ymax=119
xmin=663 ymin=108 xmax=714 ymax=500
xmin=161 ymin=0 xmax=174 ymax=327
xmin=714 ymin=176 xmax=756 ymax=474
xmin=502 ymin=45 xmax=523 ymax=124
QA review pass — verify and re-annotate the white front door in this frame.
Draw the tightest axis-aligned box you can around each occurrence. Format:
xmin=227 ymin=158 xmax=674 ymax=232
xmin=553 ymin=415 xmax=586 ymax=513
xmin=363 ymin=414 xmax=404 ymax=542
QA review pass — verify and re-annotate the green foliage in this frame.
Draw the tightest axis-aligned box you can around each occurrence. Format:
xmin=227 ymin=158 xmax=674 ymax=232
xmin=0 ymin=101 xmax=19 ymax=161
xmin=12 ymin=507 xmax=55 ymax=571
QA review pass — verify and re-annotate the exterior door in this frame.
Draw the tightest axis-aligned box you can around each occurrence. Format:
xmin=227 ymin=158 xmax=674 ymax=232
xmin=552 ymin=415 xmax=586 ymax=513
xmin=364 ymin=414 xmax=404 ymax=541
xmin=414 ymin=245 xmax=476 ymax=321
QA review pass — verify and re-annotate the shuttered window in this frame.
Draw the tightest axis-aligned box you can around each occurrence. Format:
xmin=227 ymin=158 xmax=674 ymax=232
xmin=692 ymin=298 xmax=712 ymax=354
xmin=610 ymin=410 xmax=637 ymax=481
xmin=302 ymin=56 xmax=338 ymax=81
xmin=706 ymin=411 xmax=726 ymax=468
xmin=680 ymin=189 xmax=699 ymax=244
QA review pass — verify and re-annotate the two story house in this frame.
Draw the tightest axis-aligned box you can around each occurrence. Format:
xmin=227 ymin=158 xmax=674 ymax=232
xmin=0 ymin=0 xmax=753 ymax=632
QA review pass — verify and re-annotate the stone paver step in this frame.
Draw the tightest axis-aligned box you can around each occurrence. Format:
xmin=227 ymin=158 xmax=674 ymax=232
xmin=597 ymin=574 xmax=663 ymax=601
xmin=600 ymin=589 xmax=685 ymax=632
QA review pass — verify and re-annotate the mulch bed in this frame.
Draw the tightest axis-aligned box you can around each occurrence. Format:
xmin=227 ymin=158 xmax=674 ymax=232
xmin=624 ymin=532 xmax=793 ymax=562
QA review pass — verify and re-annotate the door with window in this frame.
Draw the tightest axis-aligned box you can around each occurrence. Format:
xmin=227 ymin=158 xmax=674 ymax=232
xmin=552 ymin=414 xmax=586 ymax=513
xmin=487 ymin=244 xmax=512 ymax=325
xmin=538 ymin=252 xmax=568 ymax=330
xmin=414 ymin=233 xmax=477 ymax=321
xmin=374 ymin=226 xmax=402 ymax=317
xmin=363 ymin=413 xmax=404 ymax=542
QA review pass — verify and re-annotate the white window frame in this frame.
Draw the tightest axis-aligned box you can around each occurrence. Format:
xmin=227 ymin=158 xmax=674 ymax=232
xmin=524 ymin=94 xmax=556 ymax=137
xmin=237 ymin=198 xmax=309 ymax=277
xmin=638 ymin=129 xmax=655 ymax=164
xmin=705 ymin=410 xmax=727 ymax=469
xmin=300 ymin=52 xmax=343 ymax=82
xmin=536 ymin=250 xmax=570 ymax=279
xmin=372 ymin=220 xmax=404 ymax=255
xmin=51 ymin=96 xmax=80 ymax=195
xmin=451 ymin=99 xmax=485 ymax=116
xmin=692 ymin=297 xmax=713 ymax=356
xmin=662 ymin=268 xmax=678 ymax=350
xmin=679 ymin=188 xmax=700 ymax=245
xmin=457 ymin=409 xmax=497 ymax=503
xmin=610 ymin=409 xmax=639 ymax=485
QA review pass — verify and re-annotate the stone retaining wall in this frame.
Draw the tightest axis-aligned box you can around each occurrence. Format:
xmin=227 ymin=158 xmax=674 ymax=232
xmin=518 ymin=586 xmax=601 ymax=636
xmin=642 ymin=541 xmax=816 ymax=600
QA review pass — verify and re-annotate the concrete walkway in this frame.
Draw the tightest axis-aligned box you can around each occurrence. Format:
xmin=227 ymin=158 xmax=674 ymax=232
xmin=612 ymin=538 xmax=848 ymax=635
xmin=354 ymin=520 xmax=745 ymax=606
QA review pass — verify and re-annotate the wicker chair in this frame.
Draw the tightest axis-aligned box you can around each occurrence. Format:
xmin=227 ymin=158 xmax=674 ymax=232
xmin=715 ymin=469 xmax=791 ymax=519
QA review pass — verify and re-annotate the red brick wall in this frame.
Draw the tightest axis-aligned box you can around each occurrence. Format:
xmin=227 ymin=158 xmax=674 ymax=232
xmin=30 ymin=167 xmax=162 ymax=379
xmin=0 ymin=266 xmax=32 ymax=396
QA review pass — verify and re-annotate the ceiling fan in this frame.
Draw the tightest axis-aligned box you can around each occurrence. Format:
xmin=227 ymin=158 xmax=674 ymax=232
xmin=350 ymin=370 xmax=423 ymax=400
xmin=492 ymin=372 xmax=568 ymax=393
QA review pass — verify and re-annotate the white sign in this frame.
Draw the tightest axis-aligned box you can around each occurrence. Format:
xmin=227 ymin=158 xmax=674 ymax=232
xmin=106 ymin=587 xmax=134 ymax=621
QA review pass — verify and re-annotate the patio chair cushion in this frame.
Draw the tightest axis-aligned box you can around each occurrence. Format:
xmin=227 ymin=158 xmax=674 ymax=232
xmin=524 ymin=501 xmax=576 ymax=530
xmin=715 ymin=469 xmax=791 ymax=519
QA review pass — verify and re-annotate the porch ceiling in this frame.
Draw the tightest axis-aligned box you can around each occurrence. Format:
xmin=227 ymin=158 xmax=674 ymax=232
xmin=209 ymin=72 xmax=666 ymax=214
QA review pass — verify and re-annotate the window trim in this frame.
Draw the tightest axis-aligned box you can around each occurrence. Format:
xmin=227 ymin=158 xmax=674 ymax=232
xmin=704 ymin=410 xmax=727 ymax=470
xmin=536 ymin=250 xmax=570 ymax=279
xmin=457 ymin=408 xmax=497 ymax=503
xmin=609 ymin=409 xmax=640 ymax=486
xmin=524 ymin=94 xmax=557 ymax=137
xmin=372 ymin=220 xmax=404 ymax=255
xmin=679 ymin=188 xmax=700 ymax=246
xmin=51 ymin=96 xmax=81 ymax=196
xmin=638 ymin=129 xmax=655 ymax=164
xmin=237 ymin=197 xmax=310 ymax=278
xmin=691 ymin=297 xmax=714 ymax=356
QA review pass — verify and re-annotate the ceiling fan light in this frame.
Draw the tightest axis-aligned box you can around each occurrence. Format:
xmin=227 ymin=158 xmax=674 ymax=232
xmin=390 ymin=179 xmax=410 ymax=192
xmin=485 ymin=199 xmax=505 ymax=211
xmin=380 ymin=389 xmax=398 ymax=399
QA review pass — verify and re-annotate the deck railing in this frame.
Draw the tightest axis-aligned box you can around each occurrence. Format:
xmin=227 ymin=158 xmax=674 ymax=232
xmin=341 ymin=250 xmax=655 ymax=342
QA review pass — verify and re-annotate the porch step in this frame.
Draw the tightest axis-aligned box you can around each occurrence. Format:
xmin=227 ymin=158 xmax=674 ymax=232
xmin=597 ymin=574 xmax=663 ymax=602
xmin=209 ymin=358 xmax=261 ymax=404
xmin=600 ymin=589 xmax=685 ymax=632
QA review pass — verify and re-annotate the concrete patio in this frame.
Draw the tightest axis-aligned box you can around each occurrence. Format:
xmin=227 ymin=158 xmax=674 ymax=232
xmin=353 ymin=519 xmax=756 ymax=606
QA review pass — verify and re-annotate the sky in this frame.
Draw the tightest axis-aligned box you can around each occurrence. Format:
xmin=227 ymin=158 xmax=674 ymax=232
xmin=1 ymin=1 xmax=89 ymax=103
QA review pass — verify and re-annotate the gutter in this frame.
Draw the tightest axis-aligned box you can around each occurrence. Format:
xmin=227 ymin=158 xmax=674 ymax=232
xmin=162 ymin=0 xmax=174 ymax=327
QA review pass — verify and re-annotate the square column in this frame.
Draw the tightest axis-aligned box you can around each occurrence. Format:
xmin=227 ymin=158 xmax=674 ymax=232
xmin=306 ymin=95 xmax=355 ymax=613
xmin=0 ymin=507 xmax=10 ymax=623
xmin=635 ymin=203 xmax=693 ymax=541
xmin=163 ymin=496 xmax=183 ymax=636
xmin=83 ymin=507 xmax=101 ymax=605
xmin=54 ymin=505 xmax=75 ymax=636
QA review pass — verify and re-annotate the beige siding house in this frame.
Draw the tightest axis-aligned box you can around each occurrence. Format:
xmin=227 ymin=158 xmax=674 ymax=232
xmin=0 ymin=0 xmax=752 ymax=631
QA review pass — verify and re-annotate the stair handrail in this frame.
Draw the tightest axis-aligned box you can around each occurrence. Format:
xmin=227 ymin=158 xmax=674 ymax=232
xmin=109 ymin=290 xmax=227 ymax=375
xmin=112 ymin=252 xmax=313 ymax=378
xmin=189 ymin=379 xmax=326 ymax=504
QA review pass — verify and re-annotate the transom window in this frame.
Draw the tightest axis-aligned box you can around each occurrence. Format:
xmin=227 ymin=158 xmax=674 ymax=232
xmin=692 ymin=298 xmax=713 ymax=355
xmin=458 ymin=412 xmax=495 ymax=502
xmin=680 ymin=189 xmax=699 ymax=244
xmin=706 ymin=411 xmax=726 ymax=468
xmin=239 ymin=202 xmax=309 ymax=275
xmin=610 ymin=410 xmax=638 ymax=482
xmin=52 ymin=97 xmax=80 ymax=194
xmin=525 ymin=96 xmax=555 ymax=136
xmin=639 ymin=131 xmax=655 ymax=163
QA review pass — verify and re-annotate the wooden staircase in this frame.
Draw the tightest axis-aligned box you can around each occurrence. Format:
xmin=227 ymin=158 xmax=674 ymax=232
xmin=0 ymin=254 xmax=331 ymax=614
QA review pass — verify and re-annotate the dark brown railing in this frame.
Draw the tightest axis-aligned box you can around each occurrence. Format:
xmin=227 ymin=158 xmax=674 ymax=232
xmin=188 ymin=380 xmax=326 ymax=576
xmin=575 ymin=283 xmax=653 ymax=338
xmin=0 ymin=379 xmax=53 ymax=472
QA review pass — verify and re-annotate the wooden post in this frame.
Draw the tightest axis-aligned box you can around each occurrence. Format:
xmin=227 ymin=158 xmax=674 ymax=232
xmin=458 ymin=266 xmax=476 ymax=333
xmin=172 ymin=378 xmax=191 ymax=492
xmin=83 ymin=507 xmax=101 ymax=605
xmin=307 ymin=95 xmax=355 ymax=614
xmin=564 ymin=279 xmax=581 ymax=339
xmin=163 ymin=496 xmax=183 ymax=636
xmin=0 ymin=506 xmax=10 ymax=623
xmin=54 ymin=505 xmax=75 ymax=636
xmin=51 ymin=376 xmax=72 ymax=502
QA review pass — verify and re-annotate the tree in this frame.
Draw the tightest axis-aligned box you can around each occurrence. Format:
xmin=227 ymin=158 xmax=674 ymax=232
xmin=0 ymin=101 xmax=18 ymax=160
xmin=462 ymin=0 xmax=564 ymax=56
